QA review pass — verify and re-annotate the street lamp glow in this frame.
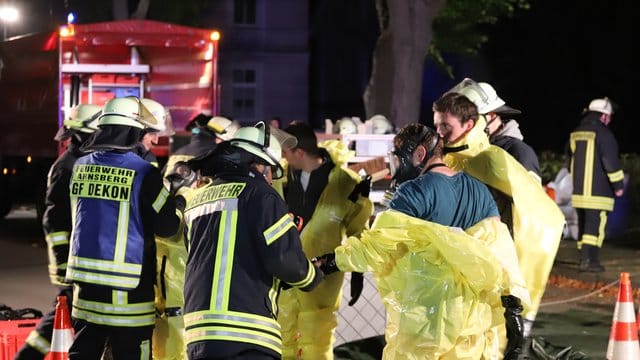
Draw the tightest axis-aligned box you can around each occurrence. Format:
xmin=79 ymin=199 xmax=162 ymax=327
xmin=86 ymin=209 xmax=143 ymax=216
xmin=0 ymin=6 xmax=19 ymax=23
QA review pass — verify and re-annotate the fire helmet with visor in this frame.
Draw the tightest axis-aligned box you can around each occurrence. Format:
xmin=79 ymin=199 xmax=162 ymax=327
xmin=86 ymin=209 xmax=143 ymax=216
xmin=98 ymin=97 xmax=156 ymax=129
xmin=54 ymin=104 xmax=102 ymax=141
xmin=140 ymin=98 xmax=175 ymax=136
xmin=207 ymin=116 xmax=241 ymax=141
xmin=229 ymin=122 xmax=284 ymax=179
xmin=449 ymin=78 xmax=521 ymax=116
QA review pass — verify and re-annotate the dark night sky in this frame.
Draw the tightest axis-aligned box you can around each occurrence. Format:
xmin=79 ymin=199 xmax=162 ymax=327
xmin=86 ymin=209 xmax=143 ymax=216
xmin=480 ymin=0 xmax=637 ymax=154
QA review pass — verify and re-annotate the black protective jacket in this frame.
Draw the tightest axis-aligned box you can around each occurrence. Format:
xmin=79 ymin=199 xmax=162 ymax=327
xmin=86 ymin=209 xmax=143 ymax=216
xmin=182 ymin=165 xmax=323 ymax=359
xmin=42 ymin=140 xmax=87 ymax=286
xmin=569 ymin=112 xmax=624 ymax=211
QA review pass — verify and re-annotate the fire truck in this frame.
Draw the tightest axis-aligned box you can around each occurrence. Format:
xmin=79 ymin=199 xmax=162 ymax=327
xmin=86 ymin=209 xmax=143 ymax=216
xmin=0 ymin=19 xmax=220 ymax=219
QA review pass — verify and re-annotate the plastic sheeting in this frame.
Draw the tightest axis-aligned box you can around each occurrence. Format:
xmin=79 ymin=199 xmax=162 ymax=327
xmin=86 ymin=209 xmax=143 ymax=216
xmin=153 ymin=212 xmax=187 ymax=360
xmin=335 ymin=209 xmax=527 ymax=359
xmin=442 ymin=116 xmax=565 ymax=322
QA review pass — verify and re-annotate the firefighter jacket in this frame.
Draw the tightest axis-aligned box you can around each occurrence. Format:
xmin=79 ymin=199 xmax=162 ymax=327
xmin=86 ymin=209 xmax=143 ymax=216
xmin=442 ymin=115 xmax=564 ymax=323
xmin=569 ymin=112 xmax=625 ymax=211
xmin=182 ymin=166 xmax=323 ymax=359
xmin=67 ymin=151 xmax=179 ymax=327
xmin=335 ymin=210 xmax=529 ymax=359
xmin=490 ymin=119 xmax=541 ymax=182
xmin=42 ymin=141 xmax=88 ymax=286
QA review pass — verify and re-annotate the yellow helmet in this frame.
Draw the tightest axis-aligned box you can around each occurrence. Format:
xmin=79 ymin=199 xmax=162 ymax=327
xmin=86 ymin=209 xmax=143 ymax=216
xmin=98 ymin=97 xmax=155 ymax=129
xmin=141 ymin=98 xmax=175 ymax=136
xmin=64 ymin=104 xmax=102 ymax=133
xmin=370 ymin=114 xmax=393 ymax=134
xmin=230 ymin=122 xmax=284 ymax=179
xmin=334 ymin=117 xmax=357 ymax=135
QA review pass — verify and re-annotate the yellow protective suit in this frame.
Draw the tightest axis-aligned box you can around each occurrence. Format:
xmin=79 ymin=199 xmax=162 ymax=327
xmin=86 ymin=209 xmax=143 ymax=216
xmin=278 ymin=140 xmax=373 ymax=360
xmin=335 ymin=209 xmax=528 ymax=360
xmin=443 ymin=116 xmax=565 ymax=322
xmin=153 ymin=188 xmax=192 ymax=360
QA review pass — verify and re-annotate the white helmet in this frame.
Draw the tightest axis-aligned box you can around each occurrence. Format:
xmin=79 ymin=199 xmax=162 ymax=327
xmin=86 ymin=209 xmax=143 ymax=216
xmin=207 ymin=116 xmax=241 ymax=141
xmin=334 ymin=117 xmax=357 ymax=135
xmin=141 ymin=98 xmax=175 ymax=136
xmin=370 ymin=114 xmax=393 ymax=134
xmin=98 ymin=97 xmax=156 ymax=129
xmin=450 ymin=78 xmax=521 ymax=115
xmin=230 ymin=122 xmax=284 ymax=179
xmin=64 ymin=104 xmax=102 ymax=133
xmin=588 ymin=97 xmax=614 ymax=115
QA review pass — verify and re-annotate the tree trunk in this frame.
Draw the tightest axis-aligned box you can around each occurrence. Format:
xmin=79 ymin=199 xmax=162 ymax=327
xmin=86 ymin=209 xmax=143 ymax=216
xmin=363 ymin=0 xmax=393 ymax=120
xmin=363 ymin=0 xmax=446 ymax=129
xmin=131 ymin=0 xmax=151 ymax=19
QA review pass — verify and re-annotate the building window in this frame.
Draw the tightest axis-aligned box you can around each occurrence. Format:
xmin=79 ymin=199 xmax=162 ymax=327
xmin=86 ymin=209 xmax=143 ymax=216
xmin=234 ymin=0 xmax=256 ymax=25
xmin=232 ymin=68 xmax=257 ymax=122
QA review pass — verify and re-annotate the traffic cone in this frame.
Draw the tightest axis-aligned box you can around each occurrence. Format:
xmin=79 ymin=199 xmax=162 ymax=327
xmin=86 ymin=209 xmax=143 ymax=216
xmin=606 ymin=272 xmax=640 ymax=359
xmin=50 ymin=295 xmax=73 ymax=360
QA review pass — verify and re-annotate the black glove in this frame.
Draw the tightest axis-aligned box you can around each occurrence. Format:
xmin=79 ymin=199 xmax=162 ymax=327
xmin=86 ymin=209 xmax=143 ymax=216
xmin=312 ymin=253 xmax=339 ymax=275
xmin=502 ymin=295 xmax=525 ymax=360
xmin=348 ymin=272 xmax=364 ymax=306
xmin=174 ymin=195 xmax=186 ymax=213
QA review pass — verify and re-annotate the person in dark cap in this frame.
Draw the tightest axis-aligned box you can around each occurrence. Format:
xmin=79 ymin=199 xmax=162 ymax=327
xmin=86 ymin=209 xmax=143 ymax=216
xmin=181 ymin=122 xmax=323 ymax=360
xmin=277 ymin=121 xmax=373 ymax=360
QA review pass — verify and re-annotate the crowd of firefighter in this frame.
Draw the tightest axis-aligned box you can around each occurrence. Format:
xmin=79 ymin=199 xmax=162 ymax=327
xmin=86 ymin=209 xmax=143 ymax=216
xmin=12 ymin=76 xmax=625 ymax=360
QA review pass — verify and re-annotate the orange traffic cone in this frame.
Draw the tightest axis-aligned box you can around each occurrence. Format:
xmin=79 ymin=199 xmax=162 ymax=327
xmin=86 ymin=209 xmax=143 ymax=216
xmin=606 ymin=272 xmax=640 ymax=359
xmin=50 ymin=295 xmax=73 ymax=360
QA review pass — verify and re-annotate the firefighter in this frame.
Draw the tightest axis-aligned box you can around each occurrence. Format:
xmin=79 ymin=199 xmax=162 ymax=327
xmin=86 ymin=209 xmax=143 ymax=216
xmin=14 ymin=104 xmax=101 ymax=360
xmin=450 ymin=78 xmax=541 ymax=182
xmin=278 ymin=121 xmax=373 ymax=360
xmin=65 ymin=97 xmax=180 ymax=359
xmin=163 ymin=114 xmax=239 ymax=176
xmin=569 ymin=97 xmax=625 ymax=272
xmin=432 ymin=91 xmax=565 ymax=338
xmin=181 ymin=122 xmax=323 ymax=359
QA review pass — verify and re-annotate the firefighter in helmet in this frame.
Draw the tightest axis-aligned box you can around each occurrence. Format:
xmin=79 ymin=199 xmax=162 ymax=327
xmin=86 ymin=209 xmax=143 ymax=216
xmin=66 ymin=97 xmax=180 ymax=359
xmin=181 ymin=122 xmax=324 ymax=359
xmin=15 ymin=104 xmax=101 ymax=360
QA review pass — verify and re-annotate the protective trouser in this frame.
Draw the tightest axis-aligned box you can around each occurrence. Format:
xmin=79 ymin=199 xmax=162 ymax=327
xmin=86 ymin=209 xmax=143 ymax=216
xmin=14 ymin=287 xmax=73 ymax=360
xmin=153 ymin=231 xmax=187 ymax=360
xmin=68 ymin=320 xmax=153 ymax=360
xmin=279 ymin=273 xmax=343 ymax=360
xmin=576 ymin=208 xmax=608 ymax=249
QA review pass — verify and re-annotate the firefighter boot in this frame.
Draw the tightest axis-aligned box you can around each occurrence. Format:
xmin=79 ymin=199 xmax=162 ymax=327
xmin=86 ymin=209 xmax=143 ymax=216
xmin=579 ymin=244 xmax=605 ymax=273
